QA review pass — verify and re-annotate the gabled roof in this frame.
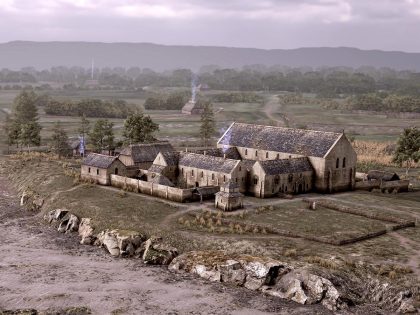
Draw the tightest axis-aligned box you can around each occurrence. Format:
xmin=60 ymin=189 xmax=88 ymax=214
xmin=179 ymin=152 xmax=239 ymax=174
xmin=150 ymin=175 xmax=175 ymax=187
xmin=257 ymin=157 xmax=313 ymax=175
xmin=148 ymin=164 xmax=166 ymax=174
xmin=120 ymin=142 xmax=174 ymax=163
xmin=218 ymin=122 xmax=343 ymax=158
xmin=82 ymin=153 xmax=119 ymax=169
xmin=159 ymin=151 xmax=180 ymax=166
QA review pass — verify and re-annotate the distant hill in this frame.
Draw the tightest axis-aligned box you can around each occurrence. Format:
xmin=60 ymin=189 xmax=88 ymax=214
xmin=1 ymin=41 xmax=420 ymax=71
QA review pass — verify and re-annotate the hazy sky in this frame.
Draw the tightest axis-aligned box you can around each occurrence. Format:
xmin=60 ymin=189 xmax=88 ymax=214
xmin=1 ymin=0 xmax=420 ymax=51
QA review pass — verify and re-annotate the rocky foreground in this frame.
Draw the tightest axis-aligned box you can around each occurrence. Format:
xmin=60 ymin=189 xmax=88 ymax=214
xmin=0 ymin=177 xmax=330 ymax=315
xmin=1 ymin=174 xmax=419 ymax=314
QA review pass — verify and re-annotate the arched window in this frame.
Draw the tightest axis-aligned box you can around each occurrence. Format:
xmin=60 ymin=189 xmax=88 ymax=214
xmin=274 ymin=176 xmax=280 ymax=185
xmin=181 ymin=168 xmax=184 ymax=174
xmin=255 ymin=150 xmax=258 ymax=157
xmin=288 ymin=174 xmax=293 ymax=183
xmin=266 ymin=152 xmax=269 ymax=158
xmin=245 ymin=149 xmax=248 ymax=156
xmin=342 ymin=157 xmax=346 ymax=168
xmin=212 ymin=173 xmax=215 ymax=180
xmin=191 ymin=170 xmax=194 ymax=176
xmin=96 ymin=169 xmax=99 ymax=175
xmin=201 ymin=171 xmax=204 ymax=178
xmin=88 ymin=167 xmax=91 ymax=173
xmin=276 ymin=154 xmax=280 ymax=159
xmin=115 ymin=168 xmax=118 ymax=175
xmin=336 ymin=158 xmax=339 ymax=168
xmin=223 ymin=175 xmax=226 ymax=182
xmin=253 ymin=176 xmax=259 ymax=185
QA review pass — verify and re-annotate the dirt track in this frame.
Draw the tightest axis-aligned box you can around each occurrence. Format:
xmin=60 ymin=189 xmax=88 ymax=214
xmin=0 ymin=176 xmax=328 ymax=315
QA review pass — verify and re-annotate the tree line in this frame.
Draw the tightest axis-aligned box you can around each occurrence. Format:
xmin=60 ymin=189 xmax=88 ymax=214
xmin=143 ymin=92 xmax=188 ymax=110
xmin=2 ymin=66 xmax=420 ymax=97
xmin=44 ymin=98 xmax=140 ymax=118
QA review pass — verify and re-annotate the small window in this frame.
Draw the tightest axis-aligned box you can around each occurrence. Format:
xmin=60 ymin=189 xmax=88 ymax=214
xmin=342 ymin=157 xmax=346 ymax=168
xmin=239 ymin=166 xmax=241 ymax=172
xmin=336 ymin=158 xmax=340 ymax=169
xmin=235 ymin=177 xmax=238 ymax=183
xmin=255 ymin=150 xmax=258 ymax=157
xmin=201 ymin=171 xmax=204 ymax=178
xmin=288 ymin=174 xmax=293 ymax=183
xmin=212 ymin=173 xmax=215 ymax=180
xmin=245 ymin=149 xmax=248 ymax=156
xmin=88 ymin=167 xmax=91 ymax=173
xmin=223 ymin=175 xmax=226 ymax=182
xmin=277 ymin=154 xmax=280 ymax=159
xmin=266 ymin=152 xmax=269 ymax=158
xmin=115 ymin=168 xmax=118 ymax=175
xmin=181 ymin=168 xmax=184 ymax=174
xmin=96 ymin=169 xmax=99 ymax=175
xmin=299 ymin=173 xmax=302 ymax=178
xmin=274 ymin=176 xmax=280 ymax=185
xmin=191 ymin=170 xmax=194 ymax=176
xmin=289 ymin=155 xmax=292 ymax=159
xmin=241 ymin=177 xmax=244 ymax=183
xmin=253 ymin=176 xmax=258 ymax=185
xmin=285 ymin=186 xmax=288 ymax=192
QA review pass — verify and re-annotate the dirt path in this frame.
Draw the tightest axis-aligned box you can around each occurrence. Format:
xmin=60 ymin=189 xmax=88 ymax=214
xmin=263 ymin=95 xmax=289 ymax=127
xmin=0 ymin=176 xmax=329 ymax=315
xmin=389 ymin=232 xmax=420 ymax=279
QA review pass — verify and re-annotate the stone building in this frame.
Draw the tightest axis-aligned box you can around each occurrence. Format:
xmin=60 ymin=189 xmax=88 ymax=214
xmin=119 ymin=142 xmax=174 ymax=170
xmin=215 ymin=181 xmax=244 ymax=211
xmin=81 ymin=153 xmax=126 ymax=185
xmin=177 ymin=152 xmax=246 ymax=190
xmin=217 ymin=122 xmax=356 ymax=193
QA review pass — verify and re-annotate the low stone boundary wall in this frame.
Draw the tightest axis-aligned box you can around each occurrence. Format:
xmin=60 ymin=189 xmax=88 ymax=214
xmin=355 ymin=179 xmax=409 ymax=192
xmin=110 ymin=175 xmax=219 ymax=203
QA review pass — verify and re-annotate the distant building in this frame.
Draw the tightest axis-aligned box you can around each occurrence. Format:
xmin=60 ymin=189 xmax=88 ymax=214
xmin=81 ymin=153 xmax=126 ymax=185
xmin=181 ymin=100 xmax=205 ymax=115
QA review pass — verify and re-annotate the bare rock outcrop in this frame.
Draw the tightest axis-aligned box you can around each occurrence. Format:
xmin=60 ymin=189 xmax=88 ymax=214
xmin=96 ymin=230 xmax=146 ymax=258
xmin=142 ymin=236 xmax=178 ymax=265
xmin=169 ymin=250 xmax=346 ymax=311
xmin=78 ymin=218 xmax=96 ymax=245
xmin=57 ymin=213 xmax=80 ymax=233
xmin=44 ymin=209 xmax=69 ymax=224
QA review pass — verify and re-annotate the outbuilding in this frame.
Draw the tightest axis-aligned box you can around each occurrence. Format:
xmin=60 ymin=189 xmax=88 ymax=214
xmin=81 ymin=153 xmax=126 ymax=185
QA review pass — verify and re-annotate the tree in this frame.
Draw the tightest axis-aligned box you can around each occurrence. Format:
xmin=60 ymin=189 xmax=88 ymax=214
xmin=13 ymin=90 xmax=39 ymax=124
xmin=393 ymin=127 xmax=420 ymax=176
xmin=11 ymin=90 xmax=42 ymax=150
xmin=122 ymin=113 xmax=159 ymax=144
xmin=3 ymin=114 xmax=20 ymax=153
xmin=78 ymin=114 xmax=90 ymax=138
xmin=50 ymin=122 xmax=70 ymax=158
xmin=89 ymin=119 xmax=114 ymax=152
xmin=199 ymin=102 xmax=216 ymax=147
xmin=19 ymin=122 xmax=41 ymax=149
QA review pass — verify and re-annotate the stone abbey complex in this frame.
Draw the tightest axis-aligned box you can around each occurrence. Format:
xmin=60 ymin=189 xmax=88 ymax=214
xmin=81 ymin=122 xmax=357 ymax=210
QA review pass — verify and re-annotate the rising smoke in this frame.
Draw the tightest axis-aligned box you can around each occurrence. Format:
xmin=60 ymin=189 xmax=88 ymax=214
xmin=191 ymin=73 xmax=197 ymax=102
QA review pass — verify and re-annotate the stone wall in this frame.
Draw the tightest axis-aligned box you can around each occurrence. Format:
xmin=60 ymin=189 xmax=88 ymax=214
xmin=110 ymin=175 xmax=219 ymax=202
xmin=355 ymin=179 xmax=409 ymax=192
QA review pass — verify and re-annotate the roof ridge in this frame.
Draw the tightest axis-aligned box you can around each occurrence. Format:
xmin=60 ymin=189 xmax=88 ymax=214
xmin=233 ymin=122 xmax=342 ymax=135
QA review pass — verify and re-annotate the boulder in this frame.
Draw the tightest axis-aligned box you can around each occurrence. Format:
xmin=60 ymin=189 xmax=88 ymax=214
xmin=272 ymin=269 xmax=343 ymax=311
xmin=78 ymin=218 xmax=95 ymax=245
xmin=57 ymin=213 xmax=80 ymax=233
xmin=142 ymin=237 xmax=178 ymax=265
xmin=20 ymin=191 xmax=29 ymax=206
xmin=96 ymin=229 xmax=147 ymax=257
xmin=44 ymin=209 xmax=69 ymax=224
xmin=31 ymin=196 xmax=44 ymax=211
xmin=397 ymin=298 xmax=417 ymax=314
xmin=192 ymin=264 xmax=221 ymax=282
xmin=220 ymin=260 xmax=246 ymax=286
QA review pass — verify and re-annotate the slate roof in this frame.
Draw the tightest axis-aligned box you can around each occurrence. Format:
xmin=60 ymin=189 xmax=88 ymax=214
xmin=120 ymin=142 xmax=174 ymax=163
xmin=215 ymin=191 xmax=243 ymax=198
xmin=218 ymin=122 xmax=342 ymax=158
xmin=82 ymin=153 xmax=119 ymax=169
xmin=192 ymin=147 xmax=241 ymax=160
xmin=148 ymin=164 xmax=166 ymax=174
xmin=222 ymin=181 xmax=240 ymax=189
xmin=160 ymin=151 xmax=180 ymax=166
xmin=257 ymin=157 xmax=313 ymax=175
xmin=150 ymin=175 xmax=175 ymax=187
xmin=179 ymin=153 xmax=239 ymax=174
xmin=241 ymin=159 xmax=257 ymax=171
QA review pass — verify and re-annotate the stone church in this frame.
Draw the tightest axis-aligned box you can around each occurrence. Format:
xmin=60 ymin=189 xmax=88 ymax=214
xmin=146 ymin=122 xmax=357 ymax=198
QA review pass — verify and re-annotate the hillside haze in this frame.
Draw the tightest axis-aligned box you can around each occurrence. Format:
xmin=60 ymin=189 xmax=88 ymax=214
xmin=1 ymin=41 xmax=420 ymax=71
